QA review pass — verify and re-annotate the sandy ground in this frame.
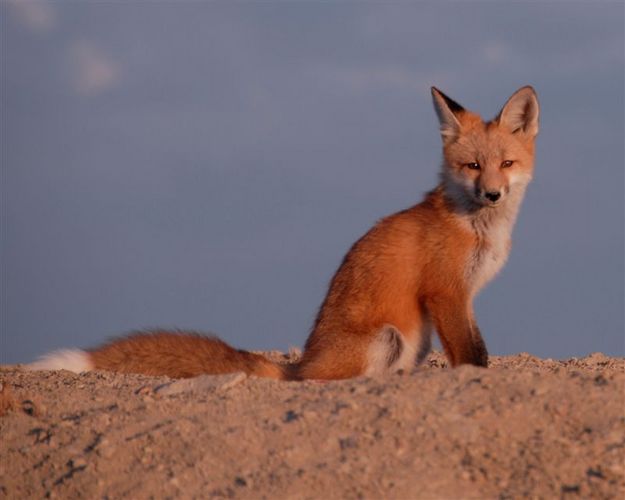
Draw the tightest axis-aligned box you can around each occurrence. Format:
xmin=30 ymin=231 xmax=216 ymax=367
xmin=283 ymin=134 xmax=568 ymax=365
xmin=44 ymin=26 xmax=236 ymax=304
xmin=1 ymin=351 xmax=623 ymax=499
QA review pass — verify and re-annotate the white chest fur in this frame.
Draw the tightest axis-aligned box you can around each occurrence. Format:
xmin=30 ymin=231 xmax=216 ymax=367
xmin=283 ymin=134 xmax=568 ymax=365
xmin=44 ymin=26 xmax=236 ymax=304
xmin=468 ymin=220 xmax=511 ymax=294
xmin=464 ymin=205 xmax=518 ymax=296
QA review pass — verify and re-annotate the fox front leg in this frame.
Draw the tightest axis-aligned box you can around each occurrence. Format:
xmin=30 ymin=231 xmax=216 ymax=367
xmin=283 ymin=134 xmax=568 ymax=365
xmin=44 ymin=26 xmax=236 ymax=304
xmin=469 ymin=318 xmax=489 ymax=367
xmin=425 ymin=295 xmax=488 ymax=367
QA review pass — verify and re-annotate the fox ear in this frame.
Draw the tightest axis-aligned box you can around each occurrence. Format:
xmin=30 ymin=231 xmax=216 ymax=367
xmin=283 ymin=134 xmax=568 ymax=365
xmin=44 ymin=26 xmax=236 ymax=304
xmin=497 ymin=86 xmax=539 ymax=138
xmin=431 ymin=87 xmax=464 ymax=143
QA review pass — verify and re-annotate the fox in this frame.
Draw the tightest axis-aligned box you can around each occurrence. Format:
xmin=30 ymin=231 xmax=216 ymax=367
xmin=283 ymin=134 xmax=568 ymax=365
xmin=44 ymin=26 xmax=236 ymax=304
xmin=27 ymin=86 xmax=539 ymax=381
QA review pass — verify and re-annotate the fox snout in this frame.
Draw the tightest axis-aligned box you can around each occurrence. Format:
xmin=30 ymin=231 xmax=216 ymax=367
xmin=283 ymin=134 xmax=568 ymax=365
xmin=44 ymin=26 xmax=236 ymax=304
xmin=476 ymin=186 xmax=504 ymax=205
xmin=472 ymin=166 xmax=511 ymax=206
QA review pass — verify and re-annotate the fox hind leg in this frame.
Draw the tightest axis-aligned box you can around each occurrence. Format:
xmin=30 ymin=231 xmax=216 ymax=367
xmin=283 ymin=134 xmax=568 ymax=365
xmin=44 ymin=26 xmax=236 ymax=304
xmin=365 ymin=325 xmax=429 ymax=376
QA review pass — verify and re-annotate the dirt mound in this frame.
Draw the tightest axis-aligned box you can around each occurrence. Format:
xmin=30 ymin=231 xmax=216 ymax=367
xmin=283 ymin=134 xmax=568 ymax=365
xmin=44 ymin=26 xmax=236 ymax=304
xmin=1 ymin=352 xmax=623 ymax=499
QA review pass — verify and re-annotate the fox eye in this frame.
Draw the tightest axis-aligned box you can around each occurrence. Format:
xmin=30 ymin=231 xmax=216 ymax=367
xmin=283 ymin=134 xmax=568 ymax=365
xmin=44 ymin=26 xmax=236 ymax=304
xmin=501 ymin=160 xmax=514 ymax=168
xmin=465 ymin=162 xmax=480 ymax=170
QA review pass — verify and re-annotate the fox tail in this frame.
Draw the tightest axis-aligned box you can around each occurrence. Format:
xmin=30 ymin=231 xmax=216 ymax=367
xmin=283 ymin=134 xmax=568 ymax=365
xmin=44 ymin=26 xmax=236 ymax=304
xmin=26 ymin=331 xmax=293 ymax=381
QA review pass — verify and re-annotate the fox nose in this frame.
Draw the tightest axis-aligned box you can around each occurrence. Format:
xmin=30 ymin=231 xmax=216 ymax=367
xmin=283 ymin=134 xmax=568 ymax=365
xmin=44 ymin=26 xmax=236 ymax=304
xmin=484 ymin=191 xmax=501 ymax=202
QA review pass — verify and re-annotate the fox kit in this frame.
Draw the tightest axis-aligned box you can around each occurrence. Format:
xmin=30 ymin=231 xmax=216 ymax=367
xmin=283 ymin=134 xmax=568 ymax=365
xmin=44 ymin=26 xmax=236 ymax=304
xmin=29 ymin=86 xmax=539 ymax=380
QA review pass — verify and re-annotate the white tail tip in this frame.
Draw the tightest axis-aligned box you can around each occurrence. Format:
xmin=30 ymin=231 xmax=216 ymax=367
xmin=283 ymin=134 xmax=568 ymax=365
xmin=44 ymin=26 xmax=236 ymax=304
xmin=27 ymin=349 xmax=94 ymax=373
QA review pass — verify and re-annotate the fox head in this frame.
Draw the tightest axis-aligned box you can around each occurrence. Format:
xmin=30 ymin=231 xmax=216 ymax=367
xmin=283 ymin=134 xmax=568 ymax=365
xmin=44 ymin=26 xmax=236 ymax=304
xmin=432 ymin=86 xmax=539 ymax=209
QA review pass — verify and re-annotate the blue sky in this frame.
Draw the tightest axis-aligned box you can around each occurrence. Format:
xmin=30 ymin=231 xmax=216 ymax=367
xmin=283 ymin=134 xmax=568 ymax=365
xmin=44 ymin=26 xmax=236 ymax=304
xmin=2 ymin=1 xmax=624 ymax=364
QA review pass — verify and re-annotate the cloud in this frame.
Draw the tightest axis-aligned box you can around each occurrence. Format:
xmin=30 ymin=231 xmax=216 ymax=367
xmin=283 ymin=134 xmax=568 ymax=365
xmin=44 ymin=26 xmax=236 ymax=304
xmin=481 ymin=42 xmax=509 ymax=65
xmin=68 ymin=42 xmax=121 ymax=96
xmin=6 ymin=2 xmax=121 ymax=97
xmin=6 ymin=0 xmax=56 ymax=34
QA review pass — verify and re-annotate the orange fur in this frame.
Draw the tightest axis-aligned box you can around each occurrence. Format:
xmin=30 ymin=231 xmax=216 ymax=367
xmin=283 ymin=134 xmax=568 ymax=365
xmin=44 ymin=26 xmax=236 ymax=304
xmin=89 ymin=332 xmax=286 ymax=380
xmin=32 ymin=86 xmax=539 ymax=380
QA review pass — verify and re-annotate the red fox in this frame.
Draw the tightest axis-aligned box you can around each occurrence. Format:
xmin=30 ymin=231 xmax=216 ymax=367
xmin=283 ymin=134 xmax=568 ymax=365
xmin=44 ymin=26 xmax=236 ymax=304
xmin=28 ymin=86 xmax=539 ymax=380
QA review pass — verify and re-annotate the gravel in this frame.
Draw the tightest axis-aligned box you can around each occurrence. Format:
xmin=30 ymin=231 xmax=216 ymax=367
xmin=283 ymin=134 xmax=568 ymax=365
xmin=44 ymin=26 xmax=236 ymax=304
xmin=1 ymin=351 xmax=623 ymax=499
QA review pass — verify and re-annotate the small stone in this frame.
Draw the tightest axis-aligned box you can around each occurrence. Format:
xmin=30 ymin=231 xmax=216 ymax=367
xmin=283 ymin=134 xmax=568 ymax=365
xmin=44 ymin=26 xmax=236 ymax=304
xmin=98 ymin=439 xmax=114 ymax=459
xmin=594 ymin=375 xmax=608 ymax=386
xmin=135 ymin=385 xmax=153 ymax=396
xmin=339 ymin=437 xmax=358 ymax=450
xmin=21 ymin=400 xmax=39 ymax=417
xmin=587 ymin=352 xmax=608 ymax=364
xmin=561 ymin=484 xmax=580 ymax=494
xmin=283 ymin=410 xmax=299 ymax=423
xmin=586 ymin=467 xmax=604 ymax=479
xmin=70 ymin=457 xmax=87 ymax=469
